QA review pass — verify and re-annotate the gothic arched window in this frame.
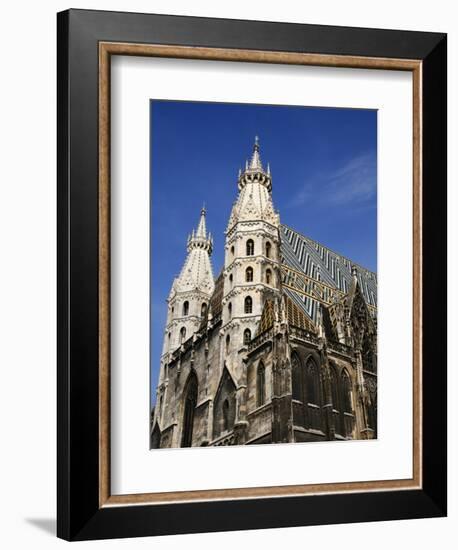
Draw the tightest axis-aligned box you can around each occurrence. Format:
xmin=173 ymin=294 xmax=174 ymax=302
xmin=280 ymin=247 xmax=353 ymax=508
xmin=151 ymin=423 xmax=161 ymax=449
xmin=229 ymin=273 xmax=233 ymax=287
xmin=330 ymin=365 xmax=340 ymax=411
xmin=228 ymin=302 xmax=232 ymax=318
xmin=244 ymin=296 xmax=253 ymax=314
xmin=363 ymin=347 xmax=377 ymax=374
xmin=213 ymin=368 xmax=237 ymax=438
xmin=366 ymin=381 xmax=377 ymax=435
xmin=230 ymin=245 xmax=235 ymax=256
xmin=246 ymin=239 xmax=254 ymax=256
xmin=257 ymin=362 xmax=266 ymax=407
xmin=201 ymin=302 xmax=207 ymax=317
xmin=306 ymin=358 xmax=320 ymax=405
xmin=181 ymin=371 xmax=198 ymax=447
xmin=291 ymin=353 xmax=302 ymax=402
xmin=341 ymin=369 xmax=353 ymax=413
xmin=159 ymin=395 xmax=164 ymax=419
xmin=222 ymin=399 xmax=230 ymax=432
xmin=245 ymin=266 xmax=253 ymax=282
xmin=182 ymin=301 xmax=189 ymax=316
xmin=225 ymin=334 xmax=230 ymax=353
xmin=243 ymin=328 xmax=251 ymax=345
xmin=265 ymin=241 xmax=271 ymax=258
xmin=180 ymin=327 xmax=186 ymax=344
xmin=265 ymin=268 xmax=272 ymax=285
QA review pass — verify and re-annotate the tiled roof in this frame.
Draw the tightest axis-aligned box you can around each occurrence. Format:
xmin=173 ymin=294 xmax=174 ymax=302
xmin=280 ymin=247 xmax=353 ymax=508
xmin=280 ymin=224 xmax=377 ymax=324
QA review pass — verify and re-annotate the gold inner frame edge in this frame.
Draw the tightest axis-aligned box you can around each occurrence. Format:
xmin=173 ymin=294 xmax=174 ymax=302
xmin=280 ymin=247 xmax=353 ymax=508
xmin=98 ymin=42 xmax=422 ymax=507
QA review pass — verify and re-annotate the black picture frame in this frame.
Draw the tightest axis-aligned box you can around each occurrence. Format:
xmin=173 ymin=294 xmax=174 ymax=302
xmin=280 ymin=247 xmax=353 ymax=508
xmin=57 ymin=8 xmax=447 ymax=541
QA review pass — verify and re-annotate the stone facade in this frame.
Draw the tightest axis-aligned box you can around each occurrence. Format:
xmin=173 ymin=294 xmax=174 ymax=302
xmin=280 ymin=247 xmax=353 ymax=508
xmin=151 ymin=139 xmax=377 ymax=449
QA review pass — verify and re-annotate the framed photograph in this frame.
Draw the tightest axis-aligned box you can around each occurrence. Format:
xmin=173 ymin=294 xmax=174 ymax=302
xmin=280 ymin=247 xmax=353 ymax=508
xmin=57 ymin=9 xmax=447 ymax=541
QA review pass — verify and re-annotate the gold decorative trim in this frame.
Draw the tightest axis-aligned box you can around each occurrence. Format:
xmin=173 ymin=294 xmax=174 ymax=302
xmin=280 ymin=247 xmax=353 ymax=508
xmin=99 ymin=41 xmax=422 ymax=507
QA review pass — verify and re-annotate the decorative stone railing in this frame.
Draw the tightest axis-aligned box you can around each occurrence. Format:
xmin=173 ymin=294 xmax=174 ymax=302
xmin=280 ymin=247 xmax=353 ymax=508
xmin=327 ymin=340 xmax=352 ymax=358
xmin=289 ymin=326 xmax=319 ymax=346
xmin=212 ymin=432 xmax=235 ymax=446
xmin=247 ymin=327 xmax=274 ymax=353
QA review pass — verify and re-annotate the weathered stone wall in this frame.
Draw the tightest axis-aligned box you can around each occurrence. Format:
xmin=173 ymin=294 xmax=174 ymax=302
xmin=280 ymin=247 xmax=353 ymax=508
xmin=153 ymin=318 xmax=375 ymax=448
xmin=157 ymin=321 xmax=222 ymax=448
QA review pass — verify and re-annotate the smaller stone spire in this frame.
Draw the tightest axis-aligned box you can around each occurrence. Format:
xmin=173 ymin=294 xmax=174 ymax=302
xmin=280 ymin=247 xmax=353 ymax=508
xmin=196 ymin=204 xmax=207 ymax=238
xmin=187 ymin=205 xmax=213 ymax=254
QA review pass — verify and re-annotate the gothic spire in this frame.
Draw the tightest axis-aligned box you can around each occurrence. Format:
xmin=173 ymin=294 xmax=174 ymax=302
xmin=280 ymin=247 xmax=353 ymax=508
xmin=187 ymin=205 xmax=213 ymax=254
xmin=196 ymin=204 xmax=207 ymax=238
xmin=249 ymin=135 xmax=263 ymax=171
xmin=170 ymin=206 xmax=215 ymax=297
xmin=238 ymin=136 xmax=272 ymax=193
xmin=227 ymin=137 xmax=279 ymax=232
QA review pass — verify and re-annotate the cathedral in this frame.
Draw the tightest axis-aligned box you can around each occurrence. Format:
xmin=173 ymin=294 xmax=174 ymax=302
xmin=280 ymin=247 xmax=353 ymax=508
xmin=151 ymin=138 xmax=377 ymax=449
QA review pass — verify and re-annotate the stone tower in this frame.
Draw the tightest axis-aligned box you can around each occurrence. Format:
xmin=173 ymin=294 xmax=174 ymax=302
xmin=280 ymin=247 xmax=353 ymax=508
xmin=157 ymin=207 xmax=214 ymax=391
xmin=219 ymin=137 xmax=282 ymax=442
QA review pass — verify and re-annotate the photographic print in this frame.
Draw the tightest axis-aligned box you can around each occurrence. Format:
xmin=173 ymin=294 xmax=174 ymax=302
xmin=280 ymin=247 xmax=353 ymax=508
xmin=150 ymin=100 xmax=377 ymax=449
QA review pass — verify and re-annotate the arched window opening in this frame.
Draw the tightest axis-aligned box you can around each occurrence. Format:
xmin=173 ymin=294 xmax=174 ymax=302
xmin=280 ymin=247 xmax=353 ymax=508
xmin=291 ymin=353 xmax=302 ymax=402
xmin=306 ymin=358 xmax=320 ymax=405
xmin=265 ymin=241 xmax=272 ymax=258
xmin=223 ymin=399 xmax=230 ymax=431
xmin=265 ymin=269 xmax=272 ymax=285
xmin=330 ymin=365 xmax=344 ymax=435
xmin=159 ymin=394 xmax=164 ymax=415
xmin=243 ymin=328 xmax=251 ymax=345
xmin=181 ymin=372 xmax=198 ymax=447
xmin=367 ymin=385 xmax=377 ymax=435
xmin=341 ymin=370 xmax=353 ymax=413
xmin=213 ymin=369 xmax=237 ymax=438
xmin=230 ymin=245 xmax=235 ymax=256
xmin=228 ymin=302 xmax=232 ymax=318
xmin=330 ymin=366 xmax=340 ymax=411
xmin=182 ymin=301 xmax=189 ymax=316
xmin=229 ymin=273 xmax=233 ymax=287
xmin=225 ymin=334 xmax=231 ymax=353
xmin=244 ymin=296 xmax=253 ymax=314
xmin=367 ymin=402 xmax=376 ymax=432
xmin=151 ymin=424 xmax=161 ymax=449
xmin=201 ymin=302 xmax=207 ymax=317
xmin=257 ymin=362 xmax=266 ymax=407
xmin=363 ymin=348 xmax=377 ymax=374
xmin=245 ymin=266 xmax=253 ymax=282
xmin=171 ymin=306 xmax=174 ymax=315
xmin=246 ymin=239 xmax=254 ymax=256
xmin=180 ymin=327 xmax=186 ymax=344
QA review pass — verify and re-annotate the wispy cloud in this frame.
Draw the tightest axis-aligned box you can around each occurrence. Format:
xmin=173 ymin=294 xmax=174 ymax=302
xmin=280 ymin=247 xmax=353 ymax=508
xmin=289 ymin=151 xmax=376 ymax=209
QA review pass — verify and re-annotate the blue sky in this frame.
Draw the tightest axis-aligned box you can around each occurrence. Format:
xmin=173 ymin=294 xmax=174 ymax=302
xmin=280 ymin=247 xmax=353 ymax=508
xmin=150 ymin=100 xmax=377 ymax=404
